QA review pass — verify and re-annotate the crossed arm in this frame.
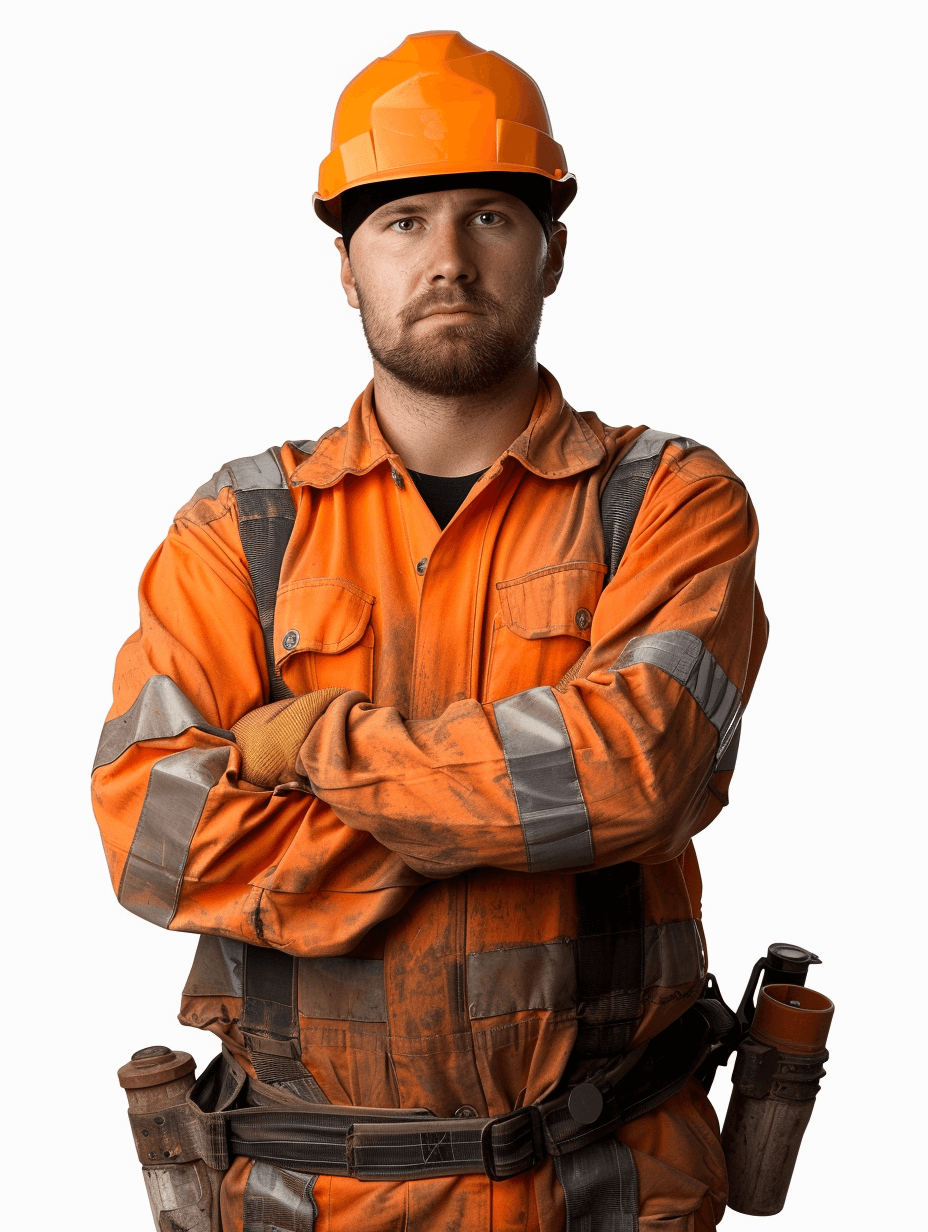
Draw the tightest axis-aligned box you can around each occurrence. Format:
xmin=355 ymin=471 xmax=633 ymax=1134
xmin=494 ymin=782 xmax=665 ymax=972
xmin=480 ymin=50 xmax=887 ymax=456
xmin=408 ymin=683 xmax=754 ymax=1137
xmin=92 ymin=459 xmax=765 ymax=956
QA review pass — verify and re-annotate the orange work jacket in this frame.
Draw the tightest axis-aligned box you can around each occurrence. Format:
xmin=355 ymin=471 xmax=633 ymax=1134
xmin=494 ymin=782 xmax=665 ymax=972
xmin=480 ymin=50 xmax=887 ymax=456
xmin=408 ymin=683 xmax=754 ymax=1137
xmin=92 ymin=369 xmax=766 ymax=1231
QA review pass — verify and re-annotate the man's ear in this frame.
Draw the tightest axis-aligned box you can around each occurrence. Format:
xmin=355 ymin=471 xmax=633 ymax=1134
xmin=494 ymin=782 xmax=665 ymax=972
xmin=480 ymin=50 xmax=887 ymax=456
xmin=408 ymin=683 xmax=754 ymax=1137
xmin=335 ymin=237 xmax=360 ymax=309
xmin=543 ymin=223 xmax=568 ymax=297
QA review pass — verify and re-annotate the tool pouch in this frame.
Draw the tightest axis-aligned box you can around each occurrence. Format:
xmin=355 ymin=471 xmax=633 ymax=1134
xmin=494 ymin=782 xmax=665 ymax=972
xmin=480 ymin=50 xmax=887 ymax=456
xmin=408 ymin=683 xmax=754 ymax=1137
xmin=722 ymin=983 xmax=834 ymax=1216
xmin=118 ymin=1046 xmax=226 ymax=1232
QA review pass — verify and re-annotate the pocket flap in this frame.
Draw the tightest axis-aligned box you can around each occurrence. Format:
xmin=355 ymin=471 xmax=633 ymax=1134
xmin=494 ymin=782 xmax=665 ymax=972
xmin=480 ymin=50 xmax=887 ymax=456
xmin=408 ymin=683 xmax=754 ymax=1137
xmin=496 ymin=562 xmax=607 ymax=641
xmin=274 ymin=577 xmax=375 ymax=667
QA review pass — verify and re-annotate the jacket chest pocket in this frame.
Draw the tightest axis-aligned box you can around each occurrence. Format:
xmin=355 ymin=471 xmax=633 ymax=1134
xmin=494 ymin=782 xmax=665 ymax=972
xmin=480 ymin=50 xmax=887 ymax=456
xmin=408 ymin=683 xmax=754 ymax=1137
xmin=483 ymin=562 xmax=607 ymax=701
xmin=274 ymin=577 xmax=375 ymax=697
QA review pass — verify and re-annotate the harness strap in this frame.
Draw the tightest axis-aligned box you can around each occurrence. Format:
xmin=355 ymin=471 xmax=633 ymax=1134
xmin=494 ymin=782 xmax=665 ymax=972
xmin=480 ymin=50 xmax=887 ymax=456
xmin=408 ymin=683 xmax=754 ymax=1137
xmin=187 ymin=999 xmax=730 ymax=1183
xmin=600 ymin=430 xmax=698 ymax=582
xmin=230 ymin=440 xmax=317 ymax=703
xmin=555 ymin=1139 xmax=639 ymax=1232
xmin=240 ymin=945 xmax=329 ymax=1104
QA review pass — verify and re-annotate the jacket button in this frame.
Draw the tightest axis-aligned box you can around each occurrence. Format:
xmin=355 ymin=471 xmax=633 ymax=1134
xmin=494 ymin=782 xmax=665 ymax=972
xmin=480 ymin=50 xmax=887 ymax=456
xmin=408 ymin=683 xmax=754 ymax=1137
xmin=575 ymin=608 xmax=591 ymax=631
xmin=391 ymin=466 xmax=405 ymax=489
xmin=416 ymin=558 xmax=428 ymax=575
xmin=454 ymin=1105 xmax=478 ymax=1118
xmin=282 ymin=629 xmax=299 ymax=651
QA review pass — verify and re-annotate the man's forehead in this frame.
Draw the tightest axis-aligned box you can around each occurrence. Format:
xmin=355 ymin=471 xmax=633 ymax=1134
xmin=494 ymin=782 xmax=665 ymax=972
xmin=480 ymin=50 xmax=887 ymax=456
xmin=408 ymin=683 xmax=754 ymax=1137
xmin=371 ymin=187 xmax=528 ymax=217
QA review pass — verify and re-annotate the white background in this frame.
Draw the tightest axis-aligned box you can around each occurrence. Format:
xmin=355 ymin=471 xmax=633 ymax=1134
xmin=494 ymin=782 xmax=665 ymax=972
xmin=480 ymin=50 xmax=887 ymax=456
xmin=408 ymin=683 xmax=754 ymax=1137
xmin=3 ymin=2 xmax=925 ymax=1228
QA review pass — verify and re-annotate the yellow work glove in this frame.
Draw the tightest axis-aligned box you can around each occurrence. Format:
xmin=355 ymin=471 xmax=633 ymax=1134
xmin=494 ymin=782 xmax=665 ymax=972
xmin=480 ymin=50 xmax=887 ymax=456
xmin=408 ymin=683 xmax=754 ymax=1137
xmin=554 ymin=648 xmax=589 ymax=693
xmin=231 ymin=688 xmax=347 ymax=789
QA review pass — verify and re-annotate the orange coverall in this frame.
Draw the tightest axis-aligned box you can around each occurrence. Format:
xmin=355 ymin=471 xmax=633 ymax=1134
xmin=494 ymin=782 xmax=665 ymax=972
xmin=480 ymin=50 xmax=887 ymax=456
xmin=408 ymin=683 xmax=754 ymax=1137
xmin=92 ymin=369 xmax=766 ymax=1231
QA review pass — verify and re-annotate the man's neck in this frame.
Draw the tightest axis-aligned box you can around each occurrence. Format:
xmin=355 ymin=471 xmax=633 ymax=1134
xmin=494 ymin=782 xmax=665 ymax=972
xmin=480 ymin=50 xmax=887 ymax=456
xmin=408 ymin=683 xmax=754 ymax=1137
xmin=370 ymin=359 xmax=540 ymax=477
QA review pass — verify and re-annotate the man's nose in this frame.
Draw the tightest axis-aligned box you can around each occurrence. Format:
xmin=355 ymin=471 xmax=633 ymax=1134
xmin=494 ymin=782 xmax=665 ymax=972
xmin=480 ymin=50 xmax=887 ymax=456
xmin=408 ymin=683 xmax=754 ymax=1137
xmin=425 ymin=220 xmax=477 ymax=284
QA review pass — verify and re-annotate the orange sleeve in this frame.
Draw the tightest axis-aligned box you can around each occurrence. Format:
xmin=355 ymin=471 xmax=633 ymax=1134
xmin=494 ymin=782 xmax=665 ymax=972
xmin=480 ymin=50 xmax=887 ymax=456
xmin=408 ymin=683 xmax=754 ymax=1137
xmin=300 ymin=450 xmax=766 ymax=878
xmin=90 ymin=488 xmax=425 ymax=957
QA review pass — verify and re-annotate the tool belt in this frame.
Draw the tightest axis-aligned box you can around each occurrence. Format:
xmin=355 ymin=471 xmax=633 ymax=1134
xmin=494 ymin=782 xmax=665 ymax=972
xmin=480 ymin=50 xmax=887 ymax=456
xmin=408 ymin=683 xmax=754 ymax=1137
xmin=183 ymin=998 xmax=732 ymax=1183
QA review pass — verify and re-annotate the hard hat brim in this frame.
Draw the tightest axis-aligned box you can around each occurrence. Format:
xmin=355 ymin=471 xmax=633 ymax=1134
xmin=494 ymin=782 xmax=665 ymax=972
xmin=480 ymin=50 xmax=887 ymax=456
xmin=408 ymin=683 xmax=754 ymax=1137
xmin=314 ymin=169 xmax=577 ymax=233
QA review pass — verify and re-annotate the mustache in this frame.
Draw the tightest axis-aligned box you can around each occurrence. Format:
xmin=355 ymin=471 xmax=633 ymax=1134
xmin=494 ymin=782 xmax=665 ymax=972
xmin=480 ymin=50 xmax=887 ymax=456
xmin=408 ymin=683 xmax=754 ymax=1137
xmin=399 ymin=287 xmax=503 ymax=327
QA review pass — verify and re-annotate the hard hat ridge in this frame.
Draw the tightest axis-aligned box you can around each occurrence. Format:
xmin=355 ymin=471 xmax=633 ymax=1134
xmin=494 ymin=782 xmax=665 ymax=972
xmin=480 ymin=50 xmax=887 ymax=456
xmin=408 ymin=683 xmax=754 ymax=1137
xmin=315 ymin=31 xmax=576 ymax=231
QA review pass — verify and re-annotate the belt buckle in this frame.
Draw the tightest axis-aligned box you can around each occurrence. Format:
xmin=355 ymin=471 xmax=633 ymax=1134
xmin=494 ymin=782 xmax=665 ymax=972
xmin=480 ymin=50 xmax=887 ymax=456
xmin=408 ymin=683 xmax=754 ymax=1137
xmin=480 ymin=1104 xmax=545 ymax=1182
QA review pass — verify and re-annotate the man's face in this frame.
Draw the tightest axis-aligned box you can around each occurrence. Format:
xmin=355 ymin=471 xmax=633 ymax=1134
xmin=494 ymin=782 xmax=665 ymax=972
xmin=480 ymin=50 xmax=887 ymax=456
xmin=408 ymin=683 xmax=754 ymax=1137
xmin=337 ymin=187 xmax=566 ymax=396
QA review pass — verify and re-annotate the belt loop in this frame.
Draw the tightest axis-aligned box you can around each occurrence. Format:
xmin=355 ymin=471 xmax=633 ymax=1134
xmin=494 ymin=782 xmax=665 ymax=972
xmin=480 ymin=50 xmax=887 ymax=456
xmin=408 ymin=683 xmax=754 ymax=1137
xmin=480 ymin=1104 xmax=544 ymax=1182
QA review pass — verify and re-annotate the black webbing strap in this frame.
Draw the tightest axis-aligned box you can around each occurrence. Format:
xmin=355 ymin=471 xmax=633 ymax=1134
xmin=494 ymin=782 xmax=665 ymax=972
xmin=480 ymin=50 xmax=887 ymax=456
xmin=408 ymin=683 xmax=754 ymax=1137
xmin=574 ymin=863 xmax=644 ymax=1058
xmin=241 ymin=945 xmax=329 ymax=1103
xmin=600 ymin=430 xmax=697 ymax=583
xmin=237 ymin=487 xmax=296 ymax=702
xmin=555 ymin=1139 xmax=639 ymax=1232
xmin=234 ymin=441 xmax=316 ymax=703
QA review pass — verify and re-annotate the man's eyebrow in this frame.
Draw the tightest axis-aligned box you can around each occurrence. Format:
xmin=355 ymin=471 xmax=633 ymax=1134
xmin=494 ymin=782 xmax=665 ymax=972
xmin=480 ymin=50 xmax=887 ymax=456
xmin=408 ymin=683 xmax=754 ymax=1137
xmin=374 ymin=196 xmax=517 ymax=219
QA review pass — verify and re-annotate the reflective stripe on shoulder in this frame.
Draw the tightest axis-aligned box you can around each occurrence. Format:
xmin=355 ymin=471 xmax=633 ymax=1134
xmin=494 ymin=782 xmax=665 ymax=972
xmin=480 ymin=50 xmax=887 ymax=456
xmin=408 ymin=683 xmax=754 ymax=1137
xmin=622 ymin=428 xmax=697 ymax=465
xmin=117 ymin=745 xmax=231 ymax=927
xmin=493 ymin=686 xmax=594 ymax=873
xmin=194 ymin=446 xmax=289 ymax=503
xmin=614 ymin=630 xmax=742 ymax=756
xmin=93 ymin=676 xmax=233 ymax=773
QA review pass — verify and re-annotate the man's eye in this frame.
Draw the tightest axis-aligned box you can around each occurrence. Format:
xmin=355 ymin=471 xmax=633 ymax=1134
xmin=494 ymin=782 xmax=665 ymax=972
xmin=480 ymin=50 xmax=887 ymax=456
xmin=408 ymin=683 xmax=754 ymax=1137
xmin=392 ymin=218 xmax=418 ymax=232
xmin=473 ymin=212 xmax=502 ymax=226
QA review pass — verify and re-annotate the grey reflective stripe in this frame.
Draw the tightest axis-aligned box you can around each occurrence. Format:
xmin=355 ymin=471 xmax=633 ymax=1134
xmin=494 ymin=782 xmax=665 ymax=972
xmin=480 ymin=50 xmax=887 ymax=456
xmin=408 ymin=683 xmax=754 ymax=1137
xmin=93 ymin=676 xmax=233 ymax=773
xmin=467 ymin=921 xmax=702 ymax=1020
xmin=183 ymin=935 xmax=245 ymax=997
xmin=297 ymin=957 xmax=387 ymax=1022
xmin=243 ymin=1161 xmax=318 ymax=1232
xmin=642 ymin=919 xmax=706 ymax=988
xmin=467 ymin=940 xmax=577 ymax=1019
xmin=600 ymin=429 xmax=698 ymax=581
xmin=118 ymin=746 xmax=231 ymax=927
xmin=194 ymin=447 xmax=289 ymax=502
xmin=493 ymin=686 xmax=594 ymax=873
xmin=614 ymin=630 xmax=743 ymax=756
xmin=288 ymin=438 xmax=318 ymax=455
xmin=622 ymin=428 xmax=696 ymax=465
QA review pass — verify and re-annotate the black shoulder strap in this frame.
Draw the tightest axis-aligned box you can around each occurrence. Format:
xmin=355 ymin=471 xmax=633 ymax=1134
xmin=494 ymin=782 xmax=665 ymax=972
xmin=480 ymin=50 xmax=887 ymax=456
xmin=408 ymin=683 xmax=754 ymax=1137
xmin=197 ymin=441 xmax=315 ymax=702
xmin=600 ymin=430 xmax=698 ymax=582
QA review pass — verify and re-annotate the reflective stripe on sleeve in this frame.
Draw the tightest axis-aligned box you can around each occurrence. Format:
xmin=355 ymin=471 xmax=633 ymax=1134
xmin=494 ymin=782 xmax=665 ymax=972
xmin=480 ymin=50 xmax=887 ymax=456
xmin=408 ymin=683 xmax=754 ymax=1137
xmin=117 ymin=745 xmax=231 ymax=927
xmin=614 ymin=630 xmax=743 ymax=757
xmin=93 ymin=675 xmax=234 ymax=773
xmin=493 ymin=686 xmax=594 ymax=872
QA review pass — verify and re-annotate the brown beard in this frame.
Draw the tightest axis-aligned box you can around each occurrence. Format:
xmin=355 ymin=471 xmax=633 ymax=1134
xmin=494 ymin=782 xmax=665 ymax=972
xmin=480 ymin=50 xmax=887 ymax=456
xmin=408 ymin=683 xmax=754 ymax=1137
xmin=357 ymin=280 xmax=545 ymax=396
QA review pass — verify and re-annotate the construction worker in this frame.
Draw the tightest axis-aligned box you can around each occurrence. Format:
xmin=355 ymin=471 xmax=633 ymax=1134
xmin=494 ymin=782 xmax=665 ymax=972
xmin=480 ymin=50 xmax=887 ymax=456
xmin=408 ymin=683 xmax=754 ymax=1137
xmin=93 ymin=31 xmax=766 ymax=1231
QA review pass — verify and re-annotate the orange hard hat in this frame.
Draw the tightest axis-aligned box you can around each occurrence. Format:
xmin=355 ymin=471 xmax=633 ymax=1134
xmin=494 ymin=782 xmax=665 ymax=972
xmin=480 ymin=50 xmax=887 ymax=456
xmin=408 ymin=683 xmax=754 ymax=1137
xmin=314 ymin=31 xmax=577 ymax=231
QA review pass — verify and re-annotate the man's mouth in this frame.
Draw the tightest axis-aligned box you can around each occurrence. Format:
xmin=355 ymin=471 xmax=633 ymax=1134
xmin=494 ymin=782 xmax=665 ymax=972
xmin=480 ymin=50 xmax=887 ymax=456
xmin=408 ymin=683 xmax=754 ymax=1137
xmin=417 ymin=307 xmax=484 ymax=321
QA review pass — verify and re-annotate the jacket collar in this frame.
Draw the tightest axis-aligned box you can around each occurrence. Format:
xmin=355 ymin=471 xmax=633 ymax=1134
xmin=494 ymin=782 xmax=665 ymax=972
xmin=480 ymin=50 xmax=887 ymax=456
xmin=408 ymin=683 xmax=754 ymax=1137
xmin=289 ymin=367 xmax=604 ymax=488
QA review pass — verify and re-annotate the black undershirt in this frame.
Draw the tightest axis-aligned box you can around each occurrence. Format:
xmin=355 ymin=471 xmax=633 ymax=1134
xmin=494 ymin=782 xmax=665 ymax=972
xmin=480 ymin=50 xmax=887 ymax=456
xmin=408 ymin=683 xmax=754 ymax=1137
xmin=407 ymin=469 xmax=487 ymax=530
